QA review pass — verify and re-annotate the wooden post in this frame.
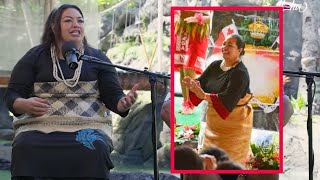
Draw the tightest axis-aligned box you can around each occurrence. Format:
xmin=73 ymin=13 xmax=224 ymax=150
xmin=157 ymin=0 xmax=163 ymax=72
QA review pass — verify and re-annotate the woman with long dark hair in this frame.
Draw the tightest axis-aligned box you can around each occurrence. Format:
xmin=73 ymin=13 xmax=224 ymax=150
xmin=5 ymin=4 xmax=138 ymax=179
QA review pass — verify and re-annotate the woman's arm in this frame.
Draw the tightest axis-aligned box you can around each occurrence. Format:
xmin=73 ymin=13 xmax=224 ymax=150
xmin=4 ymin=47 xmax=50 ymax=117
xmin=116 ymin=84 xmax=138 ymax=112
xmin=96 ymin=50 xmax=138 ymax=117
xmin=182 ymin=76 xmax=206 ymax=106
xmin=161 ymin=100 xmax=171 ymax=128
xmin=183 ymin=68 xmax=249 ymax=119
xmin=13 ymin=97 xmax=50 ymax=117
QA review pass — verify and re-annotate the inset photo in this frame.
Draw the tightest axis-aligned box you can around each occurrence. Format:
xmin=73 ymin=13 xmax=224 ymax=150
xmin=171 ymin=6 xmax=283 ymax=174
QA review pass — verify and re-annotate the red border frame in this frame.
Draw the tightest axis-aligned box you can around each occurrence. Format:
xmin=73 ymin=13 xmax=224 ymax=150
xmin=170 ymin=6 xmax=284 ymax=174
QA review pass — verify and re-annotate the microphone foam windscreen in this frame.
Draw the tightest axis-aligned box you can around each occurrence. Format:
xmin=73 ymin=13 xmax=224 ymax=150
xmin=61 ymin=41 xmax=77 ymax=59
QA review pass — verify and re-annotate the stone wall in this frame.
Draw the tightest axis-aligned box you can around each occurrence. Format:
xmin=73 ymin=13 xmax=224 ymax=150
xmin=253 ymin=108 xmax=279 ymax=131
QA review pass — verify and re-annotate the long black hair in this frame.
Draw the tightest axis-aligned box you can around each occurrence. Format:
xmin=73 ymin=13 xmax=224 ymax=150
xmin=41 ymin=4 xmax=88 ymax=48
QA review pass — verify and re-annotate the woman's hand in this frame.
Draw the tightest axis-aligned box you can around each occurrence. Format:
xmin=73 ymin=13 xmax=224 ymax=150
xmin=117 ymin=83 xmax=139 ymax=112
xmin=13 ymin=97 xmax=50 ymax=117
xmin=182 ymin=76 xmax=205 ymax=99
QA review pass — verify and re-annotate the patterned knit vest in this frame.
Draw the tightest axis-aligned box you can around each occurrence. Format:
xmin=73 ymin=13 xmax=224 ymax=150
xmin=13 ymin=80 xmax=112 ymax=137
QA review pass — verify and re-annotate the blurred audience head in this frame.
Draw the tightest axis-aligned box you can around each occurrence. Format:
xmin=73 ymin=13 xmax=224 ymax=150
xmin=200 ymin=146 xmax=230 ymax=163
xmin=216 ymin=160 xmax=245 ymax=170
xmin=175 ymin=145 xmax=203 ymax=170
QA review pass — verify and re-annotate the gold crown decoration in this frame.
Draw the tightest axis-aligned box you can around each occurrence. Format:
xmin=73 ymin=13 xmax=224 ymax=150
xmin=248 ymin=20 xmax=269 ymax=40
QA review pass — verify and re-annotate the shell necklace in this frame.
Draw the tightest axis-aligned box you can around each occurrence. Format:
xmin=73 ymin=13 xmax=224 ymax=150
xmin=51 ymin=44 xmax=83 ymax=87
xmin=220 ymin=59 xmax=240 ymax=72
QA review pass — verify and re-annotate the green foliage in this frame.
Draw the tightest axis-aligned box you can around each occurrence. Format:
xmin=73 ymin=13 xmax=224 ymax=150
xmin=115 ymin=42 xmax=133 ymax=51
xmin=141 ymin=32 xmax=157 ymax=43
xmin=239 ymin=17 xmax=254 ymax=44
xmin=290 ymin=94 xmax=306 ymax=112
xmin=263 ymin=0 xmax=278 ymax=6
xmin=0 ymin=170 xmax=10 ymax=180
xmin=26 ymin=0 xmax=43 ymax=14
xmin=98 ymin=0 xmax=135 ymax=12
xmin=174 ymin=124 xmax=200 ymax=145
xmin=59 ymin=0 xmax=92 ymax=7
xmin=0 ymin=140 xmax=12 ymax=145
xmin=193 ymin=122 xmax=200 ymax=136
xmin=98 ymin=0 xmax=118 ymax=12
xmin=140 ymin=14 xmax=148 ymax=30
xmin=97 ymin=0 xmax=109 ymax=6
xmin=238 ymin=16 xmax=278 ymax=46
xmin=106 ymin=42 xmax=133 ymax=60
xmin=97 ymin=0 xmax=119 ymax=7
xmin=247 ymin=142 xmax=279 ymax=170
xmin=163 ymin=36 xmax=170 ymax=50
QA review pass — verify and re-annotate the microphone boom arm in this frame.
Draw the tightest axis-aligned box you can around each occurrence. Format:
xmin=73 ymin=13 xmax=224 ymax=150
xmin=79 ymin=55 xmax=170 ymax=79
xmin=283 ymin=69 xmax=320 ymax=77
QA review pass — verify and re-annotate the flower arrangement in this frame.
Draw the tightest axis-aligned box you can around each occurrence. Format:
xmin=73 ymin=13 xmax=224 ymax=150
xmin=246 ymin=142 xmax=279 ymax=170
xmin=174 ymin=123 xmax=200 ymax=145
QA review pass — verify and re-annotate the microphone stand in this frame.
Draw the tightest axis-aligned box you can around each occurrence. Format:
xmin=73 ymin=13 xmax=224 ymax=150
xmin=80 ymin=55 xmax=170 ymax=180
xmin=283 ymin=69 xmax=320 ymax=180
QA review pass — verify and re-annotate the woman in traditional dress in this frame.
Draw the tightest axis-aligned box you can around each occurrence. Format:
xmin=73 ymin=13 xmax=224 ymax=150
xmin=183 ymin=34 xmax=253 ymax=165
xmin=174 ymin=10 xmax=211 ymax=114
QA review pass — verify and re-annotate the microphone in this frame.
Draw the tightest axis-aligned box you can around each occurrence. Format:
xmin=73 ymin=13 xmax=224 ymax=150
xmin=62 ymin=41 xmax=81 ymax=70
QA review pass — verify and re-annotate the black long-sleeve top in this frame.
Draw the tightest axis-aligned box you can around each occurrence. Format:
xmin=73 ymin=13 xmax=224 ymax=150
xmin=4 ymin=44 xmax=128 ymax=117
xmin=190 ymin=60 xmax=251 ymax=119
